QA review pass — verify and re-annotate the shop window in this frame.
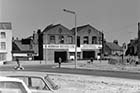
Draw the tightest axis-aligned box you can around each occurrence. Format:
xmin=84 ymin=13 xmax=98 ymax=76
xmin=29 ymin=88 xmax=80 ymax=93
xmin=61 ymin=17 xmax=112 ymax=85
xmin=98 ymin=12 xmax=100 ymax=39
xmin=83 ymin=36 xmax=89 ymax=44
xmin=50 ymin=36 xmax=55 ymax=44
xmin=59 ymin=35 xmax=64 ymax=44
xmin=92 ymin=36 xmax=97 ymax=44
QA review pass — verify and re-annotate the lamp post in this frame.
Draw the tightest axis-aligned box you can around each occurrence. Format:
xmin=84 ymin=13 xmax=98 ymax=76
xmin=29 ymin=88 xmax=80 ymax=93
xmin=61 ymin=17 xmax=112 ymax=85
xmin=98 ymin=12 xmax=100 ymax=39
xmin=63 ymin=9 xmax=77 ymax=69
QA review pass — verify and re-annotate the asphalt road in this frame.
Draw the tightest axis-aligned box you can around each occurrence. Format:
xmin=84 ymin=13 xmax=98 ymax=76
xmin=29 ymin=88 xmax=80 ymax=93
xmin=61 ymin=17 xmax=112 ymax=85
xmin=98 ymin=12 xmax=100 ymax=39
xmin=1 ymin=65 xmax=140 ymax=80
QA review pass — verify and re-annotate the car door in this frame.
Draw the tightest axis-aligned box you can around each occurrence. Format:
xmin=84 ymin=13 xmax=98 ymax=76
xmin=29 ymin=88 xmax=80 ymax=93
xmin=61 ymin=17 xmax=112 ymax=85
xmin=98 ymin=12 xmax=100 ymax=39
xmin=11 ymin=76 xmax=53 ymax=93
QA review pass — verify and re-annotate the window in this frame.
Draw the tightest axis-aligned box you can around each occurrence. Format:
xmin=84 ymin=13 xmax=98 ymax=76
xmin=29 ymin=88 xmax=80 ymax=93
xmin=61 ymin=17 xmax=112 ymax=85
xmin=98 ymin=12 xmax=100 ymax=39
xmin=1 ymin=42 xmax=6 ymax=50
xmin=10 ymin=76 xmax=50 ymax=91
xmin=58 ymin=28 xmax=62 ymax=33
xmin=1 ymin=32 xmax=6 ymax=38
xmin=98 ymin=37 xmax=102 ymax=44
xmin=83 ymin=36 xmax=89 ymax=44
xmin=67 ymin=36 xmax=73 ymax=44
xmin=50 ymin=36 xmax=55 ymax=43
xmin=0 ymin=81 xmax=27 ymax=93
xmin=92 ymin=36 xmax=97 ymax=44
xmin=59 ymin=35 xmax=64 ymax=44
xmin=0 ymin=53 xmax=6 ymax=61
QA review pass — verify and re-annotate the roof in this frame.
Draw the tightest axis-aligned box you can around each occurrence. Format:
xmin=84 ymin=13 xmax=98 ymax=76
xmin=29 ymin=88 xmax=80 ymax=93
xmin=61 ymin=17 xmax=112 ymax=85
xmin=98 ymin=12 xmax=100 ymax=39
xmin=105 ymin=42 xmax=123 ymax=51
xmin=42 ymin=24 xmax=61 ymax=33
xmin=12 ymin=40 xmax=34 ymax=53
xmin=71 ymin=24 xmax=102 ymax=34
xmin=0 ymin=71 xmax=47 ymax=78
xmin=0 ymin=76 xmax=23 ymax=82
xmin=0 ymin=22 xmax=12 ymax=30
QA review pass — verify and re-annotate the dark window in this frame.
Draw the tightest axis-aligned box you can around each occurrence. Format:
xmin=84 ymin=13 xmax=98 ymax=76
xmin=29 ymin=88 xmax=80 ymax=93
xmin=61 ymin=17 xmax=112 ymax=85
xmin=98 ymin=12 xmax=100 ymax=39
xmin=1 ymin=32 xmax=6 ymax=38
xmin=83 ymin=36 xmax=89 ymax=44
xmin=50 ymin=36 xmax=55 ymax=43
xmin=77 ymin=36 xmax=80 ymax=47
xmin=59 ymin=35 xmax=64 ymax=44
xmin=92 ymin=36 xmax=97 ymax=44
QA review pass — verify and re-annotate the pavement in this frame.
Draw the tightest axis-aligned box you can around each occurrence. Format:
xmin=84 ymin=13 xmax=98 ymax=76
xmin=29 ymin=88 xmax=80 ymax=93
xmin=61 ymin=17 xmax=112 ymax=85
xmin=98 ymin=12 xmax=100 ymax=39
xmin=1 ymin=60 xmax=140 ymax=73
xmin=55 ymin=60 xmax=140 ymax=73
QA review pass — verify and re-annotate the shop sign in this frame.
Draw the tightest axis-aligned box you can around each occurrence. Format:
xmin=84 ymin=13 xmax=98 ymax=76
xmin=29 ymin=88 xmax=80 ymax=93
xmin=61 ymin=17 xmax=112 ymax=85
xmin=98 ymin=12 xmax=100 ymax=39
xmin=43 ymin=44 xmax=75 ymax=49
xmin=13 ymin=53 xmax=27 ymax=57
xmin=81 ymin=44 xmax=102 ymax=49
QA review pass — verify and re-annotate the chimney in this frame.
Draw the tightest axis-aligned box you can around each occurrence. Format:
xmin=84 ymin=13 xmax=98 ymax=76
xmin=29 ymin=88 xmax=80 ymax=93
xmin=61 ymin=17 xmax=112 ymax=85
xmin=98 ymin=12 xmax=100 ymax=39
xmin=138 ymin=22 xmax=140 ymax=40
xmin=113 ymin=40 xmax=118 ymax=45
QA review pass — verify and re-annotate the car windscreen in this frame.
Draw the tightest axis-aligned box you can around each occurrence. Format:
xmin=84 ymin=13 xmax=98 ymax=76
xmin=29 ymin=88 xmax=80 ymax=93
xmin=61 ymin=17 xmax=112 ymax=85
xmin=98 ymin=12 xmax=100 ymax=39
xmin=0 ymin=81 xmax=27 ymax=93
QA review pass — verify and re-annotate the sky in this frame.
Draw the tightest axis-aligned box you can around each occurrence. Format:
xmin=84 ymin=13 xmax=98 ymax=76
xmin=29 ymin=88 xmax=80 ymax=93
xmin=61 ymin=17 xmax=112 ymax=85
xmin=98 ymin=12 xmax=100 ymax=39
xmin=1 ymin=0 xmax=140 ymax=45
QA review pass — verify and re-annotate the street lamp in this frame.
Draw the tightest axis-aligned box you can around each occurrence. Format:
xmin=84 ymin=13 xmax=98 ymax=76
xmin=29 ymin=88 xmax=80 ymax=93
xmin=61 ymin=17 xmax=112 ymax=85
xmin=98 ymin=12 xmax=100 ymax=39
xmin=63 ymin=9 xmax=77 ymax=69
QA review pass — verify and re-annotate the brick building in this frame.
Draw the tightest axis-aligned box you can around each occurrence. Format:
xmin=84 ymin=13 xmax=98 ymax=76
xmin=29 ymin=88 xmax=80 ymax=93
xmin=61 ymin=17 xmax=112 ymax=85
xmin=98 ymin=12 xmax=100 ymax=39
xmin=42 ymin=24 xmax=103 ymax=63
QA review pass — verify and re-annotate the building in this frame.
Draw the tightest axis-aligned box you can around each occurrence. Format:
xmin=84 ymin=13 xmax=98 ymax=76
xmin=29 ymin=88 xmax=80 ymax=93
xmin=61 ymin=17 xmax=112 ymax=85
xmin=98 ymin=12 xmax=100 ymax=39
xmin=42 ymin=24 xmax=103 ymax=63
xmin=42 ymin=24 xmax=74 ymax=63
xmin=12 ymin=38 xmax=35 ymax=61
xmin=0 ymin=22 xmax=12 ymax=64
xmin=104 ymin=41 xmax=123 ymax=56
xmin=125 ymin=23 xmax=140 ymax=57
xmin=71 ymin=24 xmax=102 ymax=60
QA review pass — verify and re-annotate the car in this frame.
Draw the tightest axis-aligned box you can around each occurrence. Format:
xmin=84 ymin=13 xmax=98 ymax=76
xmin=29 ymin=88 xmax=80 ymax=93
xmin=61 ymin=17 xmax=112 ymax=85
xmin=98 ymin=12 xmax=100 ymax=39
xmin=0 ymin=76 xmax=31 ymax=93
xmin=0 ymin=71 xmax=82 ymax=93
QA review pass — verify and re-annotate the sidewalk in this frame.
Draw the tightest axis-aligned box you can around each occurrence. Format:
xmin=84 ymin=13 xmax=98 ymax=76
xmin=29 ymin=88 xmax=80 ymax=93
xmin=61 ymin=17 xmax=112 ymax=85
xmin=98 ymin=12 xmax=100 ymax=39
xmin=58 ymin=60 xmax=140 ymax=73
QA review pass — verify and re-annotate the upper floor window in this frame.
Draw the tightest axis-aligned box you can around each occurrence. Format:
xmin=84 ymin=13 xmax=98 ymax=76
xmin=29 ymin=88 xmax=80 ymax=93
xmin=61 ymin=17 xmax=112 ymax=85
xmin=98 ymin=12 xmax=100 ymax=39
xmin=58 ymin=28 xmax=62 ymax=33
xmin=1 ymin=42 xmax=6 ymax=50
xmin=67 ymin=36 xmax=73 ymax=44
xmin=92 ymin=36 xmax=97 ymax=44
xmin=98 ymin=37 xmax=102 ymax=44
xmin=83 ymin=36 xmax=89 ymax=44
xmin=50 ymin=35 xmax=55 ymax=44
xmin=59 ymin=35 xmax=64 ymax=44
xmin=1 ymin=32 xmax=6 ymax=38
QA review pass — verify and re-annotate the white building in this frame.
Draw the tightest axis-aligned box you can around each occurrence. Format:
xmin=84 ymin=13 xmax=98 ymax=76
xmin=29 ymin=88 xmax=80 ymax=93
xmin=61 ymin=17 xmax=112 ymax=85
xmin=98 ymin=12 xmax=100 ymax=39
xmin=0 ymin=22 xmax=12 ymax=64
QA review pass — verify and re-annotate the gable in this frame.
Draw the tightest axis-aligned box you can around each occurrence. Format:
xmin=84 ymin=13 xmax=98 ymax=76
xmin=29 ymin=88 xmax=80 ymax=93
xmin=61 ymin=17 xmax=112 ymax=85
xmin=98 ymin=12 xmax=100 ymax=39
xmin=105 ymin=42 xmax=123 ymax=51
xmin=43 ymin=24 xmax=72 ymax=35
xmin=75 ymin=24 xmax=102 ymax=37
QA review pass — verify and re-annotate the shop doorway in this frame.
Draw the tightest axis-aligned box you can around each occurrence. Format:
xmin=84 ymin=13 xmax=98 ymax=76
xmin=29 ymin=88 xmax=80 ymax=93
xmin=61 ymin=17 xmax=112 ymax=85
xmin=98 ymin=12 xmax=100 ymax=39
xmin=83 ymin=51 xmax=95 ymax=59
xmin=54 ymin=51 xmax=67 ymax=63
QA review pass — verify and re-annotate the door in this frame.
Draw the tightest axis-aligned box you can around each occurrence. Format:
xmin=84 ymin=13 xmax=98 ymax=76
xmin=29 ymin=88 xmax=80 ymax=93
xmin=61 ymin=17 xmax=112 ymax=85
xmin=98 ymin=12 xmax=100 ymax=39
xmin=83 ymin=51 xmax=95 ymax=59
xmin=54 ymin=51 xmax=67 ymax=63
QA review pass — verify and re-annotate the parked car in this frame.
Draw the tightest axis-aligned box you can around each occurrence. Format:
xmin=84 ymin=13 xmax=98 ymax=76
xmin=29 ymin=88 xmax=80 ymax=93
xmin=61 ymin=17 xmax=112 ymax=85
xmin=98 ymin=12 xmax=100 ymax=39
xmin=0 ymin=71 xmax=82 ymax=93
xmin=0 ymin=76 xmax=31 ymax=93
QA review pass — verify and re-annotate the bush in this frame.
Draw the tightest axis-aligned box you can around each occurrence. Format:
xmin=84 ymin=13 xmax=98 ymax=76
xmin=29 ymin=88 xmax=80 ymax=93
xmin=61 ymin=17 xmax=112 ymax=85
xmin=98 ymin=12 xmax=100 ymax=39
xmin=108 ymin=58 xmax=118 ymax=65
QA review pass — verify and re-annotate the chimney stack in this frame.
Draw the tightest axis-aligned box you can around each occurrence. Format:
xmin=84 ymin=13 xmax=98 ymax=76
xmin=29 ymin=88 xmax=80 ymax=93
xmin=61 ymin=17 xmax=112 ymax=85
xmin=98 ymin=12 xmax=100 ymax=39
xmin=138 ymin=22 xmax=140 ymax=40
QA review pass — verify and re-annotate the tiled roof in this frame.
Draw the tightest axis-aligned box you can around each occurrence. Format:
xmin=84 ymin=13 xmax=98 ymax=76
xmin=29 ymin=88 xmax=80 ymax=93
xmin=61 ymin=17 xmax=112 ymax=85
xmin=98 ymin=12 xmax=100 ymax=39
xmin=0 ymin=22 xmax=12 ymax=30
xmin=13 ymin=40 xmax=34 ymax=52
xmin=105 ymin=42 xmax=123 ymax=51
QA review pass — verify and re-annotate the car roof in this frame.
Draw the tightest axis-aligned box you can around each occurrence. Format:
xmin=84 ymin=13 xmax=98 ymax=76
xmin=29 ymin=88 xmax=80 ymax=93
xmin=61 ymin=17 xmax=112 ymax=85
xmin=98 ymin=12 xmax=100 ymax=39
xmin=0 ymin=71 xmax=48 ymax=78
xmin=0 ymin=76 xmax=24 ymax=82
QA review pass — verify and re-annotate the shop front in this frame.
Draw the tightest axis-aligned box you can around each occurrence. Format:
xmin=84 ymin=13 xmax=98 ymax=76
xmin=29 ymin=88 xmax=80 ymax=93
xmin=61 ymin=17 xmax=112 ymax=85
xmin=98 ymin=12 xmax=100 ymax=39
xmin=43 ymin=44 xmax=75 ymax=63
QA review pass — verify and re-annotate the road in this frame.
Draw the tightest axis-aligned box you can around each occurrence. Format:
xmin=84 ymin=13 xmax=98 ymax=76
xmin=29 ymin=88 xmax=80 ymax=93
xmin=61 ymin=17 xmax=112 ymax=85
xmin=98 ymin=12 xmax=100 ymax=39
xmin=1 ymin=64 xmax=140 ymax=80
